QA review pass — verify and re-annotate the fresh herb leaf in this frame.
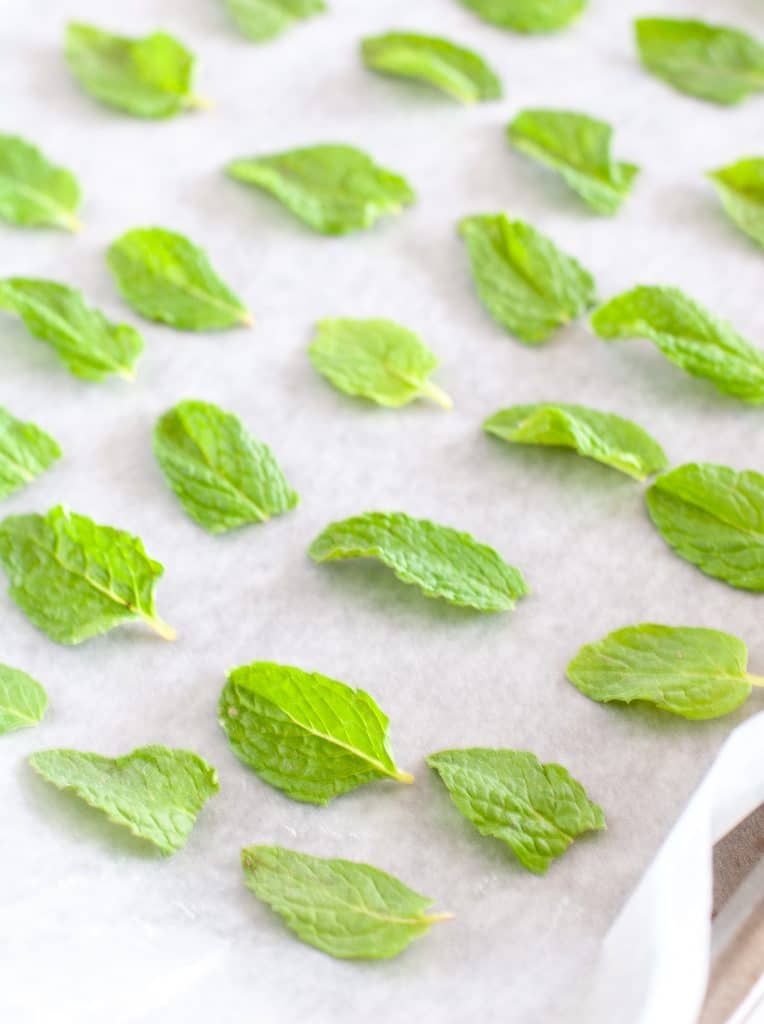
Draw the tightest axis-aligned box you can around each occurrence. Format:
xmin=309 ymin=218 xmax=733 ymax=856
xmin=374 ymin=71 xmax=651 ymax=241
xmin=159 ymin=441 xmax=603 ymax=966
xmin=567 ymin=624 xmax=761 ymax=720
xmin=635 ymin=17 xmax=764 ymax=106
xmin=709 ymin=158 xmax=764 ymax=250
xmin=0 ymin=135 xmax=81 ymax=232
xmin=65 ymin=22 xmax=205 ymax=118
xmin=309 ymin=511 xmax=527 ymax=612
xmin=224 ymin=0 xmax=325 ymax=43
xmin=646 ymin=463 xmax=764 ymax=592
xmin=107 ymin=227 xmax=251 ymax=331
xmin=427 ymin=749 xmax=605 ymax=874
xmin=29 ymin=746 xmax=218 ymax=854
xmin=0 ymin=407 xmax=61 ymax=500
xmin=153 ymin=400 xmax=297 ymax=533
xmin=309 ymin=318 xmax=451 ymax=408
xmin=0 ymin=505 xmax=174 ymax=644
xmin=0 ymin=278 xmax=143 ymax=381
xmin=241 ymin=845 xmax=450 ymax=959
xmin=0 ymin=665 xmax=48 ymax=735
xmin=460 ymin=0 xmax=586 ymax=33
xmin=591 ymin=285 xmax=764 ymax=404
xmin=361 ymin=32 xmax=501 ymax=103
xmin=219 ymin=661 xmax=412 ymax=804
xmin=226 ymin=144 xmax=415 ymax=235
xmin=484 ymin=402 xmax=667 ymax=480
xmin=459 ymin=213 xmax=596 ymax=343
xmin=507 ymin=109 xmax=638 ymax=215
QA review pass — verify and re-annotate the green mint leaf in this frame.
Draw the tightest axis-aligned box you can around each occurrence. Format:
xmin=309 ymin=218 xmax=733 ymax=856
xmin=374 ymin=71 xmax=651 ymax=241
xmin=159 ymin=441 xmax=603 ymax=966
xmin=635 ymin=17 xmax=764 ymax=106
xmin=224 ymin=0 xmax=326 ymax=43
xmin=0 ymin=278 xmax=143 ymax=382
xmin=0 ymin=134 xmax=81 ymax=232
xmin=646 ymin=463 xmax=764 ymax=592
xmin=567 ymin=624 xmax=761 ymax=720
xmin=309 ymin=510 xmax=528 ymax=612
xmin=427 ymin=748 xmax=605 ymax=874
xmin=309 ymin=318 xmax=451 ymax=408
xmin=226 ymin=144 xmax=415 ymax=235
xmin=0 ymin=505 xmax=174 ymax=645
xmin=591 ymin=285 xmax=764 ymax=404
xmin=107 ymin=227 xmax=251 ymax=331
xmin=0 ymin=406 xmax=61 ymax=500
xmin=709 ymin=158 xmax=764 ymax=250
xmin=0 ymin=664 xmax=48 ymax=735
xmin=153 ymin=400 xmax=297 ymax=533
xmin=460 ymin=0 xmax=586 ymax=33
xmin=484 ymin=402 xmax=667 ymax=481
xmin=65 ymin=23 xmax=205 ymax=119
xmin=361 ymin=32 xmax=501 ymax=103
xmin=241 ymin=845 xmax=450 ymax=959
xmin=459 ymin=213 xmax=597 ymax=343
xmin=507 ymin=109 xmax=638 ymax=215
xmin=219 ymin=661 xmax=412 ymax=804
xmin=29 ymin=745 xmax=218 ymax=854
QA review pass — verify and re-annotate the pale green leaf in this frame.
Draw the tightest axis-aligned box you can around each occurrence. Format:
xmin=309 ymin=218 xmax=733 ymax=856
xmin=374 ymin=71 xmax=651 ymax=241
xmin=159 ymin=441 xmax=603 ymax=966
xmin=567 ymin=624 xmax=760 ymax=720
xmin=241 ymin=845 xmax=449 ymax=959
xmin=709 ymin=158 xmax=764 ymax=250
xmin=460 ymin=0 xmax=586 ymax=33
xmin=153 ymin=400 xmax=297 ymax=533
xmin=591 ymin=285 xmax=764 ymax=404
xmin=0 ymin=278 xmax=143 ymax=382
xmin=309 ymin=510 xmax=528 ymax=612
xmin=635 ymin=18 xmax=764 ymax=106
xmin=361 ymin=32 xmax=501 ymax=103
xmin=0 ymin=665 xmax=48 ymax=735
xmin=646 ymin=463 xmax=764 ymax=592
xmin=29 ymin=745 xmax=218 ymax=854
xmin=226 ymin=144 xmax=415 ymax=235
xmin=0 ymin=505 xmax=174 ymax=645
xmin=459 ymin=213 xmax=596 ymax=343
xmin=107 ymin=227 xmax=251 ymax=331
xmin=0 ymin=406 xmax=61 ymax=500
xmin=507 ymin=110 xmax=639 ymax=215
xmin=484 ymin=402 xmax=667 ymax=480
xmin=0 ymin=134 xmax=81 ymax=231
xmin=224 ymin=0 xmax=325 ymax=43
xmin=308 ymin=318 xmax=451 ymax=408
xmin=219 ymin=661 xmax=412 ymax=803
xmin=427 ymin=748 xmax=605 ymax=874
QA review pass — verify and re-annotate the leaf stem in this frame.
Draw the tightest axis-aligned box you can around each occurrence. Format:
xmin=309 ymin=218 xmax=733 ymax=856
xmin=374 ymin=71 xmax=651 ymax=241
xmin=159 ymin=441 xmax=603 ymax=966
xmin=420 ymin=380 xmax=453 ymax=410
xmin=745 ymin=673 xmax=764 ymax=688
xmin=394 ymin=769 xmax=415 ymax=785
xmin=144 ymin=614 xmax=177 ymax=641
xmin=425 ymin=912 xmax=455 ymax=923
xmin=187 ymin=94 xmax=214 ymax=112
xmin=64 ymin=213 xmax=82 ymax=233
xmin=239 ymin=310 xmax=255 ymax=328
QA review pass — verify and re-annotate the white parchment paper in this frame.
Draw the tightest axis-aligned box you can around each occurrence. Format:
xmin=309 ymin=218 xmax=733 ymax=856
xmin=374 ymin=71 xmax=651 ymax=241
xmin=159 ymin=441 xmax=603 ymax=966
xmin=1 ymin=1 xmax=762 ymax=1021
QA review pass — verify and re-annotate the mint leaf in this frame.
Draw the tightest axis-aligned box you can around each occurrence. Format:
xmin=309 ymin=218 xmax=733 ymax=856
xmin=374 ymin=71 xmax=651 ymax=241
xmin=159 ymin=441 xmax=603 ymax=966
xmin=29 ymin=746 xmax=218 ymax=854
xmin=226 ymin=144 xmax=415 ymax=235
xmin=460 ymin=0 xmax=586 ymax=33
xmin=107 ymin=227 xmax=251 ymax=331
xmin=0 ymin=505 xmax=174 ymax=645
xmin=646 ymin=463 xmax=764 ymax=592
xmin=507 ymin=109 xmax=638 ymax=215
xmin=427 ymin=749 xmax=605 ymax=874
xmin=591 ymin=285 xmax=764 ymax=404
xmin=361 ymin=32 xmax=501 ymax=103
xmin=567 ymin=624 xmax=761 ymax=720
xmin=153 ymin=400 xmax=297 ymax=533
xmin=709 ymin=158 xmax=764 ymax=250
xmin=219 ymin=661 xmax=412 ymax=804
xmin=309 ymin=318 xmax=451 ymax=408
xmin=0 ymin=134 xmax=81 ymax=232
xmin=635 ymin=17 xmax=764 ymax=106
xmin=484 ymin=403 xmax=667 ymax=480
xmin=0 ymin=406 xmax=61 ymax=500
xmin=309 ymin=511 xmax=528 ymax=612
xmin=0 ymin=278 xmax=143 ymax=381
xmin=65 ymin=23 xmax=205 ymax=118
xmin=224 ymin=0 xmax=325 ymax=43
xmin=459 ymin=213 xmax=596 ymax=343
xmin=0 ymin=665 xmax=48 ymax=735
xmin=241 ymin=845 xmax=450 ymax=959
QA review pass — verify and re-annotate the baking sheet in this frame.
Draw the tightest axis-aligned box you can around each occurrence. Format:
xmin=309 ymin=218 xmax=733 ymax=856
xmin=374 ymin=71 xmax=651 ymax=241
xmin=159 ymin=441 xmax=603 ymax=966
xmin=1 ymin=1 xmax=763 ymax=1020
